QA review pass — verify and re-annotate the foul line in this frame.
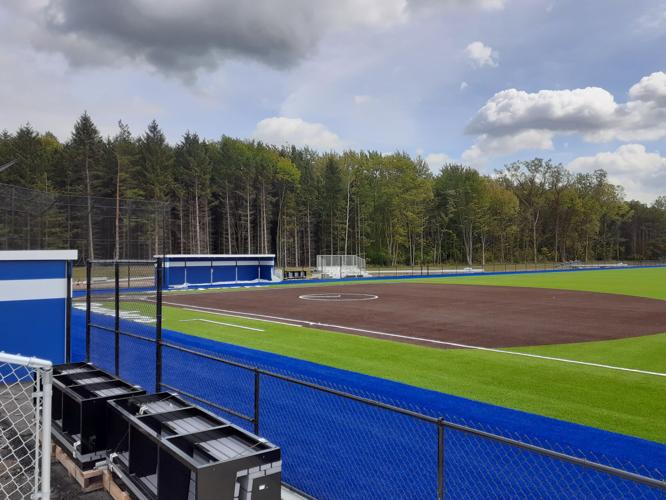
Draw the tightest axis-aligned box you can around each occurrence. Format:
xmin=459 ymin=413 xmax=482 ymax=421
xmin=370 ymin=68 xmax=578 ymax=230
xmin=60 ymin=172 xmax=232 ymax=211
xmin=165 ymin=302 xmax=665 ymax=378
xmin=177 ymin=305 xmax=303 ymax=327
xmin=179 ymin=318 xmax=264 ymax=332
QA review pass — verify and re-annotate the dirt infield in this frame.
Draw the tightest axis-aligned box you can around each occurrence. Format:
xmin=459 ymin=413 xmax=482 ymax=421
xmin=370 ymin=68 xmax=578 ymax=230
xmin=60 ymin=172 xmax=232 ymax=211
xmin=162 ymin=283 xmax=666 ymax=348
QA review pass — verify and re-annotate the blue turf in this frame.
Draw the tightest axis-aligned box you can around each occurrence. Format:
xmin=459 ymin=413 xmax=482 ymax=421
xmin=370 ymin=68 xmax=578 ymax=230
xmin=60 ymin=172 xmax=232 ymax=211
xmin=70 ymin=309 xmax=666 ymax=499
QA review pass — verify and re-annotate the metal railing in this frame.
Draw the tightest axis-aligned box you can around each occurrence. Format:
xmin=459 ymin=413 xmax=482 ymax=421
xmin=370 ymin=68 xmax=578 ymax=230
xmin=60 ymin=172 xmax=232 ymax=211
xmin=0 ymin=352 xmax=53 ymax=500
xmin=84 ymin=259 xmax=666 ymax=499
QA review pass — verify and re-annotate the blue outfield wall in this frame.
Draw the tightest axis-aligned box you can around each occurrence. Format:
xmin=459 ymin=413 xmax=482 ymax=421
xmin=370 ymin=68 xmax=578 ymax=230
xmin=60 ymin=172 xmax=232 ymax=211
xmin=160 ymin=254 xmax=276 ymax=289
xmin=71 ymin=308 xmax=666 ymax=499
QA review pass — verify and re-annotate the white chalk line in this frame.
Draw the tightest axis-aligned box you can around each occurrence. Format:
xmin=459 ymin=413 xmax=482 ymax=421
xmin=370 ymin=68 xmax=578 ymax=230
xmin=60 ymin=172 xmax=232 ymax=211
xmin=179 ymin=318 xmax=264 ymax=332
xmin=176 ymin=305 xmax=303 ymax=328
xmin=164 ymin=302 xmax=665 ymax=378
xmin=299 ymin=293 xmax=379 ymax=301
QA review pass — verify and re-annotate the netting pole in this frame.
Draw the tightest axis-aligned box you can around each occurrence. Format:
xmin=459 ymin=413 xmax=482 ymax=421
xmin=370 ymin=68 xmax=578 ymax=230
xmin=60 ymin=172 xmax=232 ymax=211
xmin=40 ymin=368 xmax=53 ymax=500
xmin=114 ymin=261 xmax=120 ymax=376
xmin=437 ymin=418 xmax=445 ymax=500
xmin=65 ymin=259 xmax=72 ymax=362
xmin=155 ymin=257 xmax=163 ymax=393
xmin=253 ymin=368 xmax=261 ymax=435
xmin=85 ymin=260 xmax=91 ymax=362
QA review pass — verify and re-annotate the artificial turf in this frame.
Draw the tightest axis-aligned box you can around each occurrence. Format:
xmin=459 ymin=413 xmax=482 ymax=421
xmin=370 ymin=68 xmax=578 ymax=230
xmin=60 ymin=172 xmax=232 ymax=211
xmin=410 ymin=266 xmax=666 ymax=300
xmin=126 ymin=266 xmax=666 ymax=442
xmin=159 ymin=304 xmax=666 ymax=443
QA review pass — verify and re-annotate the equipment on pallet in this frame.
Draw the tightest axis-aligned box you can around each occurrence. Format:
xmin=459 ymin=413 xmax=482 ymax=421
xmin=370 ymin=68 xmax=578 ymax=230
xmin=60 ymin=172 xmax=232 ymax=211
xmin=106 ymin=392 xmax=282 ymax=500
xmin=51 ymin=362 xmax=146 ymax=468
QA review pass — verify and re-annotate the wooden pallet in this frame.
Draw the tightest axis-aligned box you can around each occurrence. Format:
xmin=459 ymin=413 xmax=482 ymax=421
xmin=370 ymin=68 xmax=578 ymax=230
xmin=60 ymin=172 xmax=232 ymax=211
xmin=103 ymin=469 xmax=131 ymax=500
xmin=53 ymin=444 xmax=104 ymax=493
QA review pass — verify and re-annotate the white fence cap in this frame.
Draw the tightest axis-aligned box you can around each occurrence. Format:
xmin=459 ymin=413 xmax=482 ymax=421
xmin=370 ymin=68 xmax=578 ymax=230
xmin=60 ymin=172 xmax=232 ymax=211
xmin=0 ymin=351 xmax=52 ymax=369
xmin=0 ymin=250 xmax=78 ymax=261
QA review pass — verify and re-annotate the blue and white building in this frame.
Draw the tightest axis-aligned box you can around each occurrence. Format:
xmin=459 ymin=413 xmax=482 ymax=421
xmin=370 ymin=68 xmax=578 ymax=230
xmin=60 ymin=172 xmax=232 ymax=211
xmin=0 ymin=250 xmax=77 ymax=363
xmin=158 ymin=254 xmax=276 ymax=289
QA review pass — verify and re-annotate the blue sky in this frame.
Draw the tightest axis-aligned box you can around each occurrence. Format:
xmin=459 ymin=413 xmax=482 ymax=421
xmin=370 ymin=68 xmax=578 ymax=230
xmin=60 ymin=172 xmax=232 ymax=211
xmin=1 ymin=0 xmax=665 ymax=201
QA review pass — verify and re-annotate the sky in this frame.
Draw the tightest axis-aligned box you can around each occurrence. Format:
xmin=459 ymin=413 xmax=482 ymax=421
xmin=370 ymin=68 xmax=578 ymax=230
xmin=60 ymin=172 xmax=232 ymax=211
xmin=1 ymin=0 xmax=665 ymax=202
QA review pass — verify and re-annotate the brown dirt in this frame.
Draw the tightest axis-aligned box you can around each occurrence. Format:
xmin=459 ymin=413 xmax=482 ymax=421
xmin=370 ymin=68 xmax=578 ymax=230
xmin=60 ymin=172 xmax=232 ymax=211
xmin=162 ymin=283 xmax=666 ymax=348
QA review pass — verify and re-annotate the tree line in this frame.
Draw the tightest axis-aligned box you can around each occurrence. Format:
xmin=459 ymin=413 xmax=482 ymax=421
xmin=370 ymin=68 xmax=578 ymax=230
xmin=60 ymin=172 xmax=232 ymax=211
xmin=1 ymin=113 xmax=665 ymax=266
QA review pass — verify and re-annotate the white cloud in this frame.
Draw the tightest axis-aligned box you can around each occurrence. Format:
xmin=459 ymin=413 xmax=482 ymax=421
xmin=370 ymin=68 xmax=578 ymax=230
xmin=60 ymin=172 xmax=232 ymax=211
xmin=463 ymin=130 xmax=554 ymax=165
xmin=4 ymin=0 xmax=512 ymax=79
xmin=568 ymin=144 xmax=666 ymax=203
xmin=353 ymin=94 xmax=372 ymax=105
xmin=464 ymin=41 xmax=498 ymax=68
xmin=424 ymin=152 xmax=452 ymax=170
xmin=629 ymin=71 xmax=666 ymax=106
xmin=252 ymin=117 xmax=344 ymax=151
xmin=410 ymin=0 xmax=507 ymax=11
xmin=466 ymin=87 xmax=618 ymax=136
xmin=460 ymin=81 xmax=469 ymax=91
xmin=463 ymin=72 xmax=666 ymax=164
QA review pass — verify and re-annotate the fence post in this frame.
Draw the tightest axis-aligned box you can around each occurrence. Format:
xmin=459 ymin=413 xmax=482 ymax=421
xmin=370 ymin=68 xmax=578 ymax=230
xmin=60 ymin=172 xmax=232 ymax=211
xmin=65 ymin=260 xmax=72 ymax=363
xmin=85 ymin=260 xmax=91 ymax=362
xmin=114 ymin=261 xmax=120 ymax=376
xmin=40 ymin=367 xmax=53 ymax=499
xmin=437 ymin=418 xmax=445 ymax=500
xmin=155 ymin=258 xmax=163 ymax=393
xmin=253 ymin=369 xmax=261 ymax=435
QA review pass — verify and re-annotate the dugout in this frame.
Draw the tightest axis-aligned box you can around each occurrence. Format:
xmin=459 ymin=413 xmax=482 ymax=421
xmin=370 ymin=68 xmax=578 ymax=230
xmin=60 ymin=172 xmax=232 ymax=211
xmin=158 ymin=254 xmax=276 ymax=289
xmin=0 ymin=250 xmax=77 ymax=363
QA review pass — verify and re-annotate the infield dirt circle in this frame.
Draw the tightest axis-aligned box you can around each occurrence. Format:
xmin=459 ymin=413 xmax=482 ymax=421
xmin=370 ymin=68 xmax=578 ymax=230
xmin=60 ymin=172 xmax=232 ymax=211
xmin=164 ymin=283 xmax=666 ymax=348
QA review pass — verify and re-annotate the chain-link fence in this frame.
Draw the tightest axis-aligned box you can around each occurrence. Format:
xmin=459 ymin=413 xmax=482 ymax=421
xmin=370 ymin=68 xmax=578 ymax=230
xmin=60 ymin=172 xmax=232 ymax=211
xmin=0 ymin=352 xmax=52 ymax=500
xmin=84 ymin=259 xmax=666 ymax=499
xmin=85 ymin=260 xmax=160 ymax=391
xmin=365 ymin=259 xmax=666 ymax=277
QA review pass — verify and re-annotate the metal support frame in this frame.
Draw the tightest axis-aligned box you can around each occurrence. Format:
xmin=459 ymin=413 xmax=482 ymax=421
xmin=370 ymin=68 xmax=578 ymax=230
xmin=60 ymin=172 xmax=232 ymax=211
xmin=437 ymin=418 xmax=445 ymax=500
xmin=114 ymin=261 xmax=120 ymax=376
xmin=253 ymin=368 xmax=261 ymax=435
xmin=85 ymin=260 xmax=91 ymax=362
xmin=155 ymin=257 xmax=163 ymax=393
xmin=65 ymin=260 xmax=72 ymax=363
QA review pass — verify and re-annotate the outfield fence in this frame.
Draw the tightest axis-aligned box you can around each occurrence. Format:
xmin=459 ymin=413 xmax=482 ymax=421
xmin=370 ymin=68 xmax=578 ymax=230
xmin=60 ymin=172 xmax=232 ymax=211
xmin=82 ymin=259 xmax=666 ymax=499
xmin=365 ymin=259 xmax=666 ymax=277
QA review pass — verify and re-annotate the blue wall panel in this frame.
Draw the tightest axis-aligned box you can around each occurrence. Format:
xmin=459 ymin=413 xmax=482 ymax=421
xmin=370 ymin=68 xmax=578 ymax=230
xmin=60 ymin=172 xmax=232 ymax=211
xmin=237 ymin=264 xmax=259 ymax=281
xmin=0 ymin=298 xmax=65 ymax=362
xmin=212 ymin=265 xmax=236 ymax=282
xmin=166 ymin=266 xmax=185 ymax=286
xmin=0 ymin=261 xmax=65 ymax=280
xmin=259 ymin=264 xmax=273 ymax=280
xmin=185 ymin=264 xmax=211 ymax=285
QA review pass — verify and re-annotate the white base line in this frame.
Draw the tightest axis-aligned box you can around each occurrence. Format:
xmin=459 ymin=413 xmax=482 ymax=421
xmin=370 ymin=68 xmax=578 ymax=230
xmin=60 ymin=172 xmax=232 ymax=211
xmin=179 ymin=318 xmax=264 ymax=332
xmin=177 ymin=305 xmax=303 ymax=327
xmin=165 ymin=302 xmax=665 ymax=378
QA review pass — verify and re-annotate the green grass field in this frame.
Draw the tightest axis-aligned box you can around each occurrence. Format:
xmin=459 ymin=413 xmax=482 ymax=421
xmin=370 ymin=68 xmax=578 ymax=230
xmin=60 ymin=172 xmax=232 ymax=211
xmin=151 ymin=267 xmax=666 ymax=442
xmin=412 ymin=267 xmax=666 ymax=300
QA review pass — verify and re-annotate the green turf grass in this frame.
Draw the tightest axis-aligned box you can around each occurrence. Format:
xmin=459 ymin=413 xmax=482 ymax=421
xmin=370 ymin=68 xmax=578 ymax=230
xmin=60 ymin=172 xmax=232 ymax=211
xmin=411 ymin=267 xmax=666 ymax=300
xmin=162 ymin=267 xmax=666 ymax=301
xmin=158 ymin=304 xmax=666 ymax=443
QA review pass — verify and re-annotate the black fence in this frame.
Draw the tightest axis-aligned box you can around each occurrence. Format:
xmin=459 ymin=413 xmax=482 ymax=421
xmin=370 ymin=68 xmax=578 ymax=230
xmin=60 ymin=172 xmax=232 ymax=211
xmin=84 ymin=259 xmax=666 ymax=499
xmin=0 ymin=182 xmax=169 ymax=262
xmin=365 ymin=259 xmax=666 ymax=277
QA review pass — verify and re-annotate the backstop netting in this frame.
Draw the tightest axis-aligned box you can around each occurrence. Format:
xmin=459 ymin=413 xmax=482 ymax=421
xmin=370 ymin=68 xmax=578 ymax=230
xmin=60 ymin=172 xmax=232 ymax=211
xmin=316 ymin=255 xmax=368 ymax=279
